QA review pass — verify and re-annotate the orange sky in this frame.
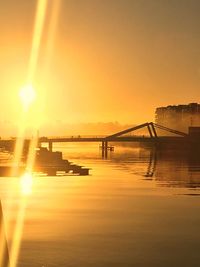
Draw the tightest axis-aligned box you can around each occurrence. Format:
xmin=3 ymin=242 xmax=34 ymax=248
xmin=0 ymin=0 xmax=200 ymax=131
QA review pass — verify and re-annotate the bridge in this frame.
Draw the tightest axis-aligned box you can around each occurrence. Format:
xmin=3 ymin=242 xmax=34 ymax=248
xmin=0 ymin=122 xmax=192 ymax=157
xmin=38 ymin=122 xmax=189 ymax=157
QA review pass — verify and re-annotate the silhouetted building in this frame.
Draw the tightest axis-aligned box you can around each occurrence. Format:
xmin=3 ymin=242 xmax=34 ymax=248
xmin=155 ymin=103 xmax=200 ymax=133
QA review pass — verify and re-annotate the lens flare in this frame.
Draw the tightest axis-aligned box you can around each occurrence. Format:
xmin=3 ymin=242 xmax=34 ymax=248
xmin=10 ymin=1 xmax=49 ymax=266
xmin=9 ymin=0 xmax=62 ymax=266
xmin=27 ymin=0 xmax=48 ymax=82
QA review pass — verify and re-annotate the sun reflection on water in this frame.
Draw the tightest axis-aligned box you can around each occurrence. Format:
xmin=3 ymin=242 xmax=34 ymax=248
xmin=20 ymin=172 xmax=33 ymax=196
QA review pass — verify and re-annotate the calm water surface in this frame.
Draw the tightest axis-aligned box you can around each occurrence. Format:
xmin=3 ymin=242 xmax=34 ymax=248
xmin=0 ymin=143 xmax=200 ymax=267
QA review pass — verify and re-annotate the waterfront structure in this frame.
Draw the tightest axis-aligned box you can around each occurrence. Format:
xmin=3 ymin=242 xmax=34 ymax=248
xmin=1 ymin=121 xmax=200 ymax=159
xmin=155 ymin=103 xmax=200 ymax=133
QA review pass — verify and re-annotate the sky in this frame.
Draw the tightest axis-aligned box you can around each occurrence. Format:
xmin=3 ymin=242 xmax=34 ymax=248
xmin=0 ymin=0 xmax=200 ymax=133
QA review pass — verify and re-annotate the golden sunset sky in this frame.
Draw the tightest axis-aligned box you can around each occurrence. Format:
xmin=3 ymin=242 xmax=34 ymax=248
xmin=0 ymin=0 xmax=200 ymax=131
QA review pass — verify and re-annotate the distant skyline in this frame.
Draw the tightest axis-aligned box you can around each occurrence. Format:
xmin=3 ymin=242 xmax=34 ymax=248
xmin=1 ymin=0 xmax=200 ymax=128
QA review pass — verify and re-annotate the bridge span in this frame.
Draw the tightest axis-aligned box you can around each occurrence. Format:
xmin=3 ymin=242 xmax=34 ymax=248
xmin=0 ymin=122 xmax=193 ymax=157
xmin=38 ymin=122 xmax=189 ymax=156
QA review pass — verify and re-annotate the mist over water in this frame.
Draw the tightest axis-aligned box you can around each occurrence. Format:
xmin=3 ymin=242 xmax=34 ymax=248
xmin=0 ymin=143 xmax=200 ymax=267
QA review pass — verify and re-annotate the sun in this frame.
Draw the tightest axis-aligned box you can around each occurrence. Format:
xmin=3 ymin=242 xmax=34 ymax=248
xmin=19 ymin=84 xmax=36 ymax=110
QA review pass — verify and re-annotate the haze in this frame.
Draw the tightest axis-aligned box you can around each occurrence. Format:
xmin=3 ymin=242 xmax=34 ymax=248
xmin=1 ymin=0 xmax=200 ymax=135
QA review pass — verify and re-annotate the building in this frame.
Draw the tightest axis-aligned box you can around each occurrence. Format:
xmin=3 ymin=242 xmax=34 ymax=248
xmin=155 ymin=103 xmax=200 ymax=133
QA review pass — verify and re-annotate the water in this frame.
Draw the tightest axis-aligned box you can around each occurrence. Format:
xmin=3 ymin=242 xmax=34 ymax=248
xmin=0 ymin=143 xmax=200 ymax=267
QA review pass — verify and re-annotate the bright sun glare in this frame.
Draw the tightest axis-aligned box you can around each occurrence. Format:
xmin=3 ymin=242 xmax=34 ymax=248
xmin=20 ymin=172 xmax=33 ymax=196
xmin=19 ymin=84 xmax=36 ymax=110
